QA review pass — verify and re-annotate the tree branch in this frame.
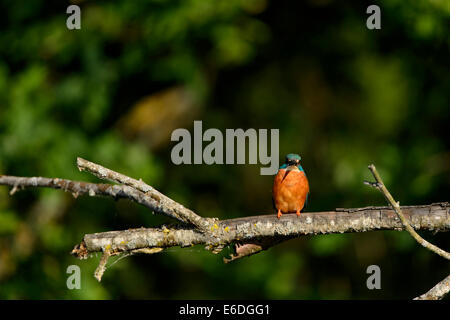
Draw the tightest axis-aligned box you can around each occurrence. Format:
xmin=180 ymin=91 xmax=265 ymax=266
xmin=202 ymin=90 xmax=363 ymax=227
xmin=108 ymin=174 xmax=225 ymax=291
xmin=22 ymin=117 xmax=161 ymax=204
xmin=365 ymin=164 xmax=450 ymax=300
xmin=76 ymin=157 xmax=214 ymax=232
xmin=365 ymin=164 xmax=450 ymax=260
xmin=414 ymin=274 xmax=450 ymax=300
xmin=2 ymin=160 xmax=449 ymax=285
xmin=1 ymin=159 xmax=215 ymax=232
xmin=70 ymin=203 xmax=450 ymax=259
xmin=0 ymin=175 xmax=169 ymax=211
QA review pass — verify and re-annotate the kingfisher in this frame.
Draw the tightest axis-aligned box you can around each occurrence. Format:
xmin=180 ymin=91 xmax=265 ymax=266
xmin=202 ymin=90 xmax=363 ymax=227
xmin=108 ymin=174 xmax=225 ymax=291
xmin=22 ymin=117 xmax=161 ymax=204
xmin=272 ymin=153 xmax=310 ymax=219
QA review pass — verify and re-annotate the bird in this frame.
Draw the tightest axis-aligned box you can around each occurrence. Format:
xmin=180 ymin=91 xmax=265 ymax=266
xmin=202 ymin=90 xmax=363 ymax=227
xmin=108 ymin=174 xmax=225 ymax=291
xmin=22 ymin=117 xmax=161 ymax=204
xmin=272 ymin=153 xmax=310 ymax=219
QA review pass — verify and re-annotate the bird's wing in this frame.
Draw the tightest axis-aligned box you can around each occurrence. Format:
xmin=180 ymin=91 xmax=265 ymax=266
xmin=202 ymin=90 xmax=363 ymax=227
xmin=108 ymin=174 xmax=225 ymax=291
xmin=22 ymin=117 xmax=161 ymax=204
xmin=272 ymin=169 xmax=283 ymax=211
xmin=305 ymin=191 xmax=309 ymax=209
xmin=302 ymin=168 xmax=309 ymax=209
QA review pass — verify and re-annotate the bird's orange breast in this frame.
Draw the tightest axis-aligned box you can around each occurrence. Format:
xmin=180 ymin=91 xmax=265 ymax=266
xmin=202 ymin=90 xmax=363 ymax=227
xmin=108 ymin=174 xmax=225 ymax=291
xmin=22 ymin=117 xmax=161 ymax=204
xmin=272 ymin=167 xmax=309 ymax=213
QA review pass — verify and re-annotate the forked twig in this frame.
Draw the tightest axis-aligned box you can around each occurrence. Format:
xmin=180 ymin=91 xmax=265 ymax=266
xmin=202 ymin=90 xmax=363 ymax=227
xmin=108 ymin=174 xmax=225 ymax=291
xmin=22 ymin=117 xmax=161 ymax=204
xmin=77 ymin=157 xmax=214 ymax=232
xmin=365 ymin=164 xmax=450 ymax=260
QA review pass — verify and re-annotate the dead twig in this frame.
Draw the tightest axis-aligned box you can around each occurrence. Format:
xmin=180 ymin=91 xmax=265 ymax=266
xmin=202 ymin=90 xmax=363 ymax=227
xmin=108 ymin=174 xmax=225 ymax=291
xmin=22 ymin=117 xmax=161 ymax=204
xmin=76 ymin=157 xmax=214 ymax=232
xmin=94 ymin=246 xmax=111 ymax=282
xmin=365 ymin=164 xmax=450 ymax=260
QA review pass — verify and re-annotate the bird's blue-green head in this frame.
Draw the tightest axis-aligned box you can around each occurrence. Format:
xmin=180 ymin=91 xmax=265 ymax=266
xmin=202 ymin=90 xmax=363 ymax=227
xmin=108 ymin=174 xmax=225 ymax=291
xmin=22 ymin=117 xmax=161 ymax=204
xmin=279 ymin=153 xmax=304 ymax=171
xmin=285 ymin=153 xmax=301 ymax=166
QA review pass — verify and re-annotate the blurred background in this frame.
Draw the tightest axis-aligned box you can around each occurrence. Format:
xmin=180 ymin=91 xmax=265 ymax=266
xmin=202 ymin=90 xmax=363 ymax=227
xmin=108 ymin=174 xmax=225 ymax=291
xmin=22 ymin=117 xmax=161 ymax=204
xmin=0 ymin=0 xmax=449 ymax=299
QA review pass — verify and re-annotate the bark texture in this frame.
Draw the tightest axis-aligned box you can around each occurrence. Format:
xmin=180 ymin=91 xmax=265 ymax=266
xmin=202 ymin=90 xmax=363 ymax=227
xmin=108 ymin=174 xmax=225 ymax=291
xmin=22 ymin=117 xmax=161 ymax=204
xmin=72 ymin=203 xmax=450 ymax=258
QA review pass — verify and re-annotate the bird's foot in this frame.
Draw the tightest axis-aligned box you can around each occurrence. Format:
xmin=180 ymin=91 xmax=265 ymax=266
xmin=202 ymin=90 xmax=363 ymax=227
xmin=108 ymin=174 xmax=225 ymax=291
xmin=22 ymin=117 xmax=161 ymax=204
xmin=296 ymin=209 xmax=301 ymax=217
xmin=277 ymin=209 xmax=282 ymax=219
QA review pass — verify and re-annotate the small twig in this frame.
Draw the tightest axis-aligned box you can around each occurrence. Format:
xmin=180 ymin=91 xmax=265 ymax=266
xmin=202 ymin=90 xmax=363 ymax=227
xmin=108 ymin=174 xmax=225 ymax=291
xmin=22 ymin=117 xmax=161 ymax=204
xmin=366 ymin=164 xmax=450 ymax=260
xmin=223 ymin=238 xmax=285 ymax=263
xmin=94 ymin=246 xmax=111 ymax=282
xmin=414 ymin=274 xmax=450 ymax=300
xmin=224 ymin=243 xmax=264 ymax=263
xmin=9 ymin=184 xmax=19 ymax=195
xmin=76 ymin=157 xmax=214 ymax=232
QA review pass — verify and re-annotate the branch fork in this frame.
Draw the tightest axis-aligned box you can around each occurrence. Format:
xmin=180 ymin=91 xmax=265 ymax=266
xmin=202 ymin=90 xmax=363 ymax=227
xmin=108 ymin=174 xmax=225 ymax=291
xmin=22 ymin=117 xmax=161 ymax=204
xmin=365 ymin=164 xmax=449 ymax=300
xmin=1 ymin=159 xmax=448 ymax=299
